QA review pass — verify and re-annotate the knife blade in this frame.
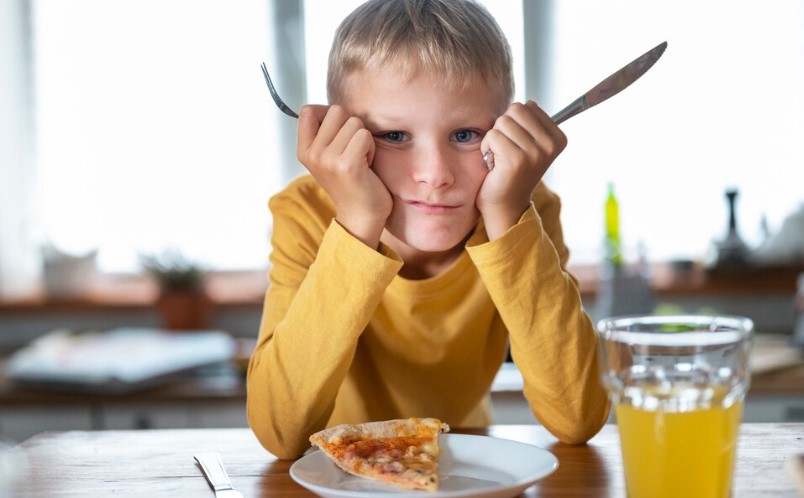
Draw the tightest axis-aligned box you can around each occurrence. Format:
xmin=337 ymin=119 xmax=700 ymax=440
xmin=552 ymin=40 xmax=668 ymax=125
xmin=483 ymin=40 xmax=668 ymax=170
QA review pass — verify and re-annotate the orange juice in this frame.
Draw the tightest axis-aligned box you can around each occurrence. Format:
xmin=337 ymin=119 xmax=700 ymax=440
xmin=616 ymin=400 xmax=743 ymax=498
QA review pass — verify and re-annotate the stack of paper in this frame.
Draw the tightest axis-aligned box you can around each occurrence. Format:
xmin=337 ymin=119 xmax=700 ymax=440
xmin=5 ymin=328 xmax=237 ymax=392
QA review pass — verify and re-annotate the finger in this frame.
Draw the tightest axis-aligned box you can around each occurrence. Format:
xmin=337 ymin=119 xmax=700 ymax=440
xmin=300 ymin=105 xmax=354 ymax=165
xmin=480 ymin=131 xmax=498 ymax=169
xmin=328 ymin=115 xmax=368 ymax=163
xmin=310 ymin=105 xmax=351 ymax=152
xmin=490 ymin=113 xmax=539 ymax=165
xmin=481 ymin=102 xmax=548 ymax=171
xmin=343 ymin=128 xmax=375 ymax=168
xmin=297 ymin=104 xmax=329 ymax=158
xmin=523 ymin=100 xmax=567 ymax=150
xmin=498 ymin=103 xmax=566 ymax=159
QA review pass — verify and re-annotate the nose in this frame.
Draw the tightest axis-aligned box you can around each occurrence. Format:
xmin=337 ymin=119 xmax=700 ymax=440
xmin=411 ymin=142 xmax=455 ymax=188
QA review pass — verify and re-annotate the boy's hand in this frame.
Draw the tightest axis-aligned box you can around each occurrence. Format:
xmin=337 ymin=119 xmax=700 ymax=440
xmin=297 ymin=104 xmax=391 ymax=249
xmin=477 ymin=101 xmax=567 ymax=240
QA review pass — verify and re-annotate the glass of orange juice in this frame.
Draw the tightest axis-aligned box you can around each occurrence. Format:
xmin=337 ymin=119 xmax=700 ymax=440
xmin=597 ymin=315 xmax=753 ymax=498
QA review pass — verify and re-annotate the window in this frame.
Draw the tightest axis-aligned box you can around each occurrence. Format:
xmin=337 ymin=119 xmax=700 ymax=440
xmin=32 ymin=0 xmax=278 ymax=273
xmin=548 ymin=0 xmax=804 ymax=264
xmin=28 ymin=0 xmax=520 ymax=275
xmin=299 ymin=0 xmax=804 ymax=267
xmin=3 ymin=0 xmax=523 ymax=298
xmin=9 ymin=0 xmax=804 ymax=292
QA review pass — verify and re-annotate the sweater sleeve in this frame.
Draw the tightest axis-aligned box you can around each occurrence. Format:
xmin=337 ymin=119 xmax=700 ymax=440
xmin=247 ymin=187 xmax=402 ymax=459
xmin=465 ymin=184 xmax=610 ymax=444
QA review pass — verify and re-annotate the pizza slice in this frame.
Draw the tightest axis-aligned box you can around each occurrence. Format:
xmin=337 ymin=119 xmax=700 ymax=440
xmin=308 ymin=417 xmax=450 ymax=492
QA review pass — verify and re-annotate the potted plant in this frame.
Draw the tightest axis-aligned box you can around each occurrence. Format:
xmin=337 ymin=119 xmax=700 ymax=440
xmin=141 ymin=250 xmax=211 ymax=331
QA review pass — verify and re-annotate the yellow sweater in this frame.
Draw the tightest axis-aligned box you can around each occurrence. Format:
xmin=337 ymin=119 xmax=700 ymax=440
xmin=247 ymin=175 xmax=610 ymax=459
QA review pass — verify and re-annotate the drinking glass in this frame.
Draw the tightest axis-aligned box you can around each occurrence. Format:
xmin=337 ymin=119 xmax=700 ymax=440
xmin=597 ymin=315 xmax=753 ymax=498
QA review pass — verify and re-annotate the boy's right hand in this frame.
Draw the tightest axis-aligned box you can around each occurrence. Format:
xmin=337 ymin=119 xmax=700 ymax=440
xmin=297 ymin=104 xmax=391 ymax=249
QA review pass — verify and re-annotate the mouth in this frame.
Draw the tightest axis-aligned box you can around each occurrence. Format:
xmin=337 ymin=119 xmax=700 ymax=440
xmin=405 ymin=199 xmax=461 ymax=214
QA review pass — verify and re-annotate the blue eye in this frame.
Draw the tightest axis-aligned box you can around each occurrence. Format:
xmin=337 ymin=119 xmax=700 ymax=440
xmin=452 ymin=129 xmax=479 ymax=143
xmin=377 ymin=131 xmax=405 ymax=142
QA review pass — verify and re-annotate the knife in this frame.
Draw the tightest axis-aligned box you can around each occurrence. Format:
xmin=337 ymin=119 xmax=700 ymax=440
xmin=787 ymin=454 xmax=804 ymax=497
xmin=483 ymin=40 xmax=668 ymax=170
xmin=194 ymin=452 xmax=244 ymax=498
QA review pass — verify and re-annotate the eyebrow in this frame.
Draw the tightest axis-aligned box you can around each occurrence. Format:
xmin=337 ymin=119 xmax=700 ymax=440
xmin=362 ymin=110 xmax=496 ymax=131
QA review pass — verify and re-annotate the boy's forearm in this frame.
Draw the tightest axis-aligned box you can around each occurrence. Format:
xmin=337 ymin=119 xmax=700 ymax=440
xmin=248 ymin=220 xmax=402 ymax=458
xmin=467 ymin=205 xmax=610 ymax=443
xmin=481 ymin=202 xmax=531 ymax=241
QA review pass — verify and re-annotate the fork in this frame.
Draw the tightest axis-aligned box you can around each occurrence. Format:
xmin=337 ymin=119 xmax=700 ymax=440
xmin=261 ymin=62 xmax=298 ymax=119
xmin=194 ymin=452 xmax=244 ymax=498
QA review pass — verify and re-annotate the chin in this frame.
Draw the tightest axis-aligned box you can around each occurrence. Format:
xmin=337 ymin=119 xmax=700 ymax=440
xmin=407 ymin=237 xmax=465 ymax=253
xmin=389 ymin=224 xmax=474 ymax=254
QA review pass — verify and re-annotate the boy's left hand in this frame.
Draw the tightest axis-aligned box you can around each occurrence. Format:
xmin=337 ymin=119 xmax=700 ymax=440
xmin=477 ymin=101 xmax=567 ymax=240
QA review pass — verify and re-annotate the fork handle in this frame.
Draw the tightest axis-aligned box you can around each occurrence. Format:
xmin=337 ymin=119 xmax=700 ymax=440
xmin=194 ymin=452 xmax=234 ymax=491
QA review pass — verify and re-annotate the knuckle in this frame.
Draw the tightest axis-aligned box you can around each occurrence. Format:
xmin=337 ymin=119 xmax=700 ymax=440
xmin=334 ymin=156 xmax=353 ymax=173
xmin=345 ymin=116 xmax=364 ymax=130
xmin=495 ymin=114 xmax=513 ymax=129
xmin=508 ymin=102 xmax=525 ymax=113
xmin=327 ymin=103 xmax=344 ymax=115
xmin=554 ymin=131 xmax=569 ymax=154
xmin=485 ymin=128 xmax=501 ymax=141
xmin=509 ymin=147 xmax=527 ymax=166
xmin=296 ymin=104 xmax=312 ymax=118
xmin=302 ymin=147 xmax=321 ymax=165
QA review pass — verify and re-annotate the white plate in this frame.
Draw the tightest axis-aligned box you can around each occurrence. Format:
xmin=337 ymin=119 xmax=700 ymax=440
xmin=289 ymin=433 xmax=558 ymax=498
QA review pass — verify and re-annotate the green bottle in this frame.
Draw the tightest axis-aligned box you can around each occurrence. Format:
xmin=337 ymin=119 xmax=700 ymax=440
xmin=605 ymin=182 xmax=622 ymax=267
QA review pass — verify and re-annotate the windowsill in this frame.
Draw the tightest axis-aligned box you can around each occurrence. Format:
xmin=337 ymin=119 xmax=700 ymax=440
xmin=573 ymin=262 xmax=803 ymax=297
xmin=0 ymin=270 xmax=268 ymax=313
xmin=0 ymin=262 xmax=801 ymax=314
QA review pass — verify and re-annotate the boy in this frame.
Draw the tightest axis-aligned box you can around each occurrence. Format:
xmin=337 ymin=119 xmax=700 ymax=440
xmin=247 ymin=0 xmax=610 ymax=460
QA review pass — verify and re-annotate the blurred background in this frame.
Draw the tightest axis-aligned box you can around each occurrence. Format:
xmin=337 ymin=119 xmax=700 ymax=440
xmin=1 ymin=0 xmax=803 ymax=442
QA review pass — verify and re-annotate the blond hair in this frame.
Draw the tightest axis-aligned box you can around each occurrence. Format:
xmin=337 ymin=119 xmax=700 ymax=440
xmin=327 ymin=0 xmax=513 ymax=106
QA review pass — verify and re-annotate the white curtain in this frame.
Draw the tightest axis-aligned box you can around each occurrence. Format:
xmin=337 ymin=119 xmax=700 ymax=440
xmin=0 ymin=0 xmax=41 ymax=300
xmin=268 ymin=0 xmax=307 ymax=186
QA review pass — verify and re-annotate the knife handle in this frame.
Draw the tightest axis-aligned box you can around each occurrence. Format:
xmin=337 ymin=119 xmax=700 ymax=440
xmin=194 ymin=452 xmax=234 ymax=491
xmin=551 ymin=95 xmax=588 ymax=126
xmin=786 ymin=454 xmax=804 ymax=496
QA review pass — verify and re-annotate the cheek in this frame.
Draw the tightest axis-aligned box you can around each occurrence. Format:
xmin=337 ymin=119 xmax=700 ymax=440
xmin=371 ymin=150 xmax=406 ymax=190
xmin=459 ymin=155 xmax=488 ymax=194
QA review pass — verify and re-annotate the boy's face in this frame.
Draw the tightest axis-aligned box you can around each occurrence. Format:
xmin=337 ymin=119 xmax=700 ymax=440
xmin=342 ymin=68 xmax=506 ymax=256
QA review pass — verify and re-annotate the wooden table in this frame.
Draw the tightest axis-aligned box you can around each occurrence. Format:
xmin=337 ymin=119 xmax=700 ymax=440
xmin=9 ymin=424 xmax=803 ymax=497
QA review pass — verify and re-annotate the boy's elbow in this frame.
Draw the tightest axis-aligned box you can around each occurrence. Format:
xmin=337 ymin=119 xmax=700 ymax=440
xmin=263 ymin=439 xmax=309 ymax=461
xmin=248 ymin=412 xmax=310 ymax=460
xmin=247 ymin=399 xmax=311 ymax=460
xmin=558 ymin=396 xmax=611 ymax=445
xmin=552 ymin=419 xmax=605 ymax=445
xmin=534 ymin=390 xmax=611 ymax=445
